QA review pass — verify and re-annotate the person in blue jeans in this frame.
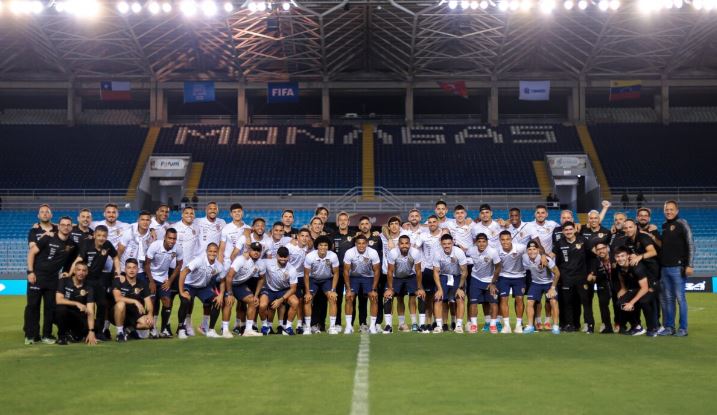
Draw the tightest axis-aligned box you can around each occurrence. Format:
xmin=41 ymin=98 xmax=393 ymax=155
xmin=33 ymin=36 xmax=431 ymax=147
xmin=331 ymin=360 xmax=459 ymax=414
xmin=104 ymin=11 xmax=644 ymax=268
xmin=658 ymin=200 xmax=694 ymax=337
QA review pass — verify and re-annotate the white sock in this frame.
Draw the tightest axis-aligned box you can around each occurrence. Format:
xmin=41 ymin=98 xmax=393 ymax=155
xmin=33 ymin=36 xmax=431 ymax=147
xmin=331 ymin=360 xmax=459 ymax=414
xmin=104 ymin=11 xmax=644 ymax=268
xmin=305 ymin=317 xmax=312 ymax=328
xmin=370 ymin=316 xmax=377 ymax=327
xmin=536 ymin=317 xmax=542 ymax=324
xmin=202 ymin=315 xmax=210 ymax=328
xmin=545 ymin=317 xmax=552 ymax=323
xmin=398 ymin=315 xmax=406 ymax=326
xmin=457 ymin=318 xmax=463 ymax=327
xmin=185 ymin=315 xmax=192 ymax=326
xmin=329 ymin=316 xmax=336 ymax=328
xmin=470 ymin=317 xmax=478 ymax=325
xmin=516 ymin=318 xmax=522 ymax=327
xmin=116 ymin=326 xmax=124 ymax=334
xmin=103 ymin=320 xmax=111 ymax=331
xmin=497 ymin=315 xmax=503 ymax=321
xmin=410 ymin=314 xmax=417 ymax=325
xmin=436 ymin=318 xmax=443 ymax=327
xmin=503 ymin=317 xmax=510 ymax=326
xmin=246 ymin=320 xmax=254 ymax=330
xmin=419 ymin=314 xmax=426 ymax=325
xmin=263 ymin=319 xmax=270 ymax=328
xmin=345 ymin=315 xmax=352 ymax=327
xmin=384 ymin=314 xmax=392 ymax=326
xmin=484 ymin=316 xmax=491 ymax=323
xmin=222 ymin=321 xmax=229 ymax=332
xmin=490 ymin=319 xmax=497 ymax=326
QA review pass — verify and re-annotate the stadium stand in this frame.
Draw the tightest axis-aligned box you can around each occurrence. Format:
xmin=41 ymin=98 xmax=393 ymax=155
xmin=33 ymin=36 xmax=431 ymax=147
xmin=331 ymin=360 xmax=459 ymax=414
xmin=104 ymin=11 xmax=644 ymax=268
xmin=374 ymin=124 xmax=583 ymax=189
xmin=0 ymin=125 xmax=147 ymax=189
xmin=153 ymin=125 xmax=362 ymax=189
xmin=586 ymin=108 xmax=658 ymax=123
xmin=589 ymin=123 xmax=717 ymax=187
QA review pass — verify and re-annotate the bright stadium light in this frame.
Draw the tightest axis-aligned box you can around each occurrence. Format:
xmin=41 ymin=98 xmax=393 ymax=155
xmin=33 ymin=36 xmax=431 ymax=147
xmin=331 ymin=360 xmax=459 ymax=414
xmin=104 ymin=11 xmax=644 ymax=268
xmin=520 ymin=0 xmax=533 ymax=10
xmin=563 ymin=0 xmax=573 ymax=8
xmin=162 ymin=1 xmax=172 ymax=12
xmin=539 ymin=0 xmax=555 ymax=13
xmin=509 ymin=0 xmax=520 ymax=10
xmin=577 ymin=0 xmax=588 ymax=9
xmin=469 ymin=1 xmax=479 ymax=9
xmin=201 ymin=0 xmax=217 ymax=15
xmin=117 ymin=1 xmax=129 ymax=13
xmin=448 ymin=0 xmax=458 ymax=8
xmin=148 ymin=1 xmax=160 ymax=14
xmin=693 ymin=0 xmax=703 ymax=9
xmin=705 ymin=0 xmax=715 ymax=10
xmin=223 ymin=1 xmax=233 ymax=12
xmin=673 ymin=0 xmax=683 ymax=7
xmin=130 ymin=1 xmax=141 ymax=13
xmin=460 ymin=0 xmax=469 ymax=8
xmin=30 ymin=0 xmax=42 ymax=13
xmin=55 ymin=0 xmax=66 ymax=11
xmin=598 ymin=0 xmax=609 ymax=10
xmin=256 ymin=1 xmax=266 ymax=11
xmin=480 ymin=0 xmax=489 ymax=8
xmin=610 ymin=0 xmax=620 ymax=9
xmin=247 ymin=0 xmax=257 ymax=11
xmin=180 ymin=0 xmax=197 ymax=15
xmin=281 ymin=1 xmax=290 ymax=10
xmin=67 ymin=0 xmax=101 ymax=17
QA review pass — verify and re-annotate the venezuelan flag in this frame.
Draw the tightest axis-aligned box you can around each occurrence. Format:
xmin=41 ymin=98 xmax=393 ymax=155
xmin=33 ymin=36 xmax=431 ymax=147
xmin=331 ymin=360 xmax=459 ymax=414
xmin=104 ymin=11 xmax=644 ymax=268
xmin=609 ymin=80 xmax=641 ymax=101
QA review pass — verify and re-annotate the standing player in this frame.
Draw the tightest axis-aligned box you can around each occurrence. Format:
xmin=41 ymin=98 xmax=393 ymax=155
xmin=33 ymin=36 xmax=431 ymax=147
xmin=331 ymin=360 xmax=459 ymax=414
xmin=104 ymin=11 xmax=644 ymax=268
xmin=28 ymin=204 xmax=56 ymax=249
xmin=70 ymin=208 xmax=93 ymax=246
xmin=402 ymin=208 xmax=425 ymax=247
xmin=24 ymin=216 xmax=77 ymax=345
xmin=303 ymin=236 xmax=340 ymax=335
xmin=218 ymin=203 xmax=251 ymax=267
xmin=384 ymin=235 xmax=423 ymax=333
xmin=150 ymin=204 xmax=172 ymax=242
xmin=330 ymin=211 xmax=354 ymax=332
xmin=522 ymin=241 xmax=560 ymax=334
xmin=281 ymin=209 xmax=300 ymax=238
xmin=223 ymin=242 xmax=265 ymax=337
xmin=352 ymin=216 xmax=383 ymax=332
xmin=286 ymin=228 xmax=313 ymax=333
xmin=379 ymin=216 xmax=408 ymax=328
xmin=257 ymin=247 xmax=300 ymax=335
xmin=177 ymin=244 xmax=224 ymax=339
xmin=492 ymin=231 xmax=528 ymax=333
xmin=552 ymin=222 xmax=594 ymax=333
xmin=343 ymin=235 xmax=382 ymax=334
xmin=145 ymin=228 xmax=184 ymax=337
xmin=524 ymin=205 xmax=559 ymax=330
xmin=267 ymin=221 xmax=292 ymax=258
xmin=590 ymin=241 xmax=617 ymax=333
xmin=112 ymin=259 xmax=155 ymax=342
xmin=173 ymin=206 xmax=200 ymax=335
xmin=117 ymin=211 xmax=155 ymax=281
xmin=432 ymin=234 xmax=468 ymax=334
xmin=54 ymin=262 xmax=97 ymax=346
xmin=471 ymin=204 xmax=503 ymax=249
xmin=659 ymin=200 xmax=693 ymax=337
xmin=195 ymin=202 xmax=226 ymax=334
xmin=465 ymin=233 xmax=500 ymax=333
xmin=417 ymin=215 xmax=444 ymax=332
xmin=506 ymin=208 xmax=531 ymax=245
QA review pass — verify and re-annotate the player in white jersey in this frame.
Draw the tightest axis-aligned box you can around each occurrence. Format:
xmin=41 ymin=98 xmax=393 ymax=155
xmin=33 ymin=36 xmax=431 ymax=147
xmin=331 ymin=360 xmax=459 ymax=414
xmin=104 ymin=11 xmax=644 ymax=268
xmin=144 ymin=228 xmax=183 ymax=338
xmin=523 ymin=205 xmax=560 ymax=330
xmin=522 ymin=241 xmax=560 ymax=334
xmin=90 ymin=203 xmax=130 ymax=338
xmin=417 ymin=215 xmax=445 ymax=332
xmin=222 ymin=242 xmax=265 ymax=337
xmin=283 ymin=229 xmax=312 ymax=332
xmin=506 ymin=208 xmax=533 ymax=245
xmin=384 ymin=236 xmax=423 ymax=333
xmin=431 ymin=234 xmax=468 ymax=333
xmin=401 ymin=208 xmax=426 ymax=247
xmin=303 ymin=236 xmax=341 ymax=334
xmin=117 ymin=211 xmax=155 ymax=278
xmin=343 ymin=235 xmax=381 ymax=334
xmin=432 ymin=200 xmax=452 ymax=229
xmin=172 ymin=206 xmax=201 ymax=335
xmin=258 ymin=247 xmax=300 ymax=336
xmin=218 ymin=203 xmax=251 ymax=268
xmin=267 ymin=221 xmax=292 ymax=258
xmin=176 ymin=243 xmax=225 ymax=339
xmin=470 ymin=203 xmax=502 ymax=250
xmin=446 ymin=205 xmax=474 ymax=253
xmin=465 ymin=233 xmax=501 ymax=334
xmin=150 ymin=204 xmax=171 ymax=242
xmin=196 ymin=201 xmax=226 ymax=252
xmin=238 ymin=218 xmax=273 ymax=258
xmin=492 ymin=231 xmax=530 ymax=333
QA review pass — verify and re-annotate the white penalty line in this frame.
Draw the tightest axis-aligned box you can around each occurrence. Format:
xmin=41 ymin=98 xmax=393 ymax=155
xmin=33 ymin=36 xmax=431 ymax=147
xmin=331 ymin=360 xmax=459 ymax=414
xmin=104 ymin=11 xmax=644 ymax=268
xmin=350 ymin=334 xmax=371 ymax=415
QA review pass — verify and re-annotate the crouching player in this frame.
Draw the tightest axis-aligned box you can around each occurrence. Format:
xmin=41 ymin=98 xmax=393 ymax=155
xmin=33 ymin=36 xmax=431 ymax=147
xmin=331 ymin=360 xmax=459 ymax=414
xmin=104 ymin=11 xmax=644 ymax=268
xmin=384 ymin=235 xmax=423 ymax=333
xmin=522 ymin=241 xmax=561 ymax=334
xmin=55 ymin=262 xmax=98 ymax=346
xmin=112 ymin=259 xmax=155 ymax=342
xmin=177 ymin=244 xmax=224 ymax=339
xmin=223 ymin=242 xmax=264 ymax=337
xmin=303 ymin=236 xmax=341 ymax=335
xmin=258 ymin=247 xmax=300 ymax=335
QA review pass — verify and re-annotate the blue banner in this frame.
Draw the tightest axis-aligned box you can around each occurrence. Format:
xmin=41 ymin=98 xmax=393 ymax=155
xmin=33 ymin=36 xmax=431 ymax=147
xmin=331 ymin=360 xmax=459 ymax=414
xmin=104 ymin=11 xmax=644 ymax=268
xmin=519 ymin=80 xmax=551 ymax=101
xmin=184 ymin=81 xmax=215 ymax=103
xmin=267 ymin=82 xmax=299 ymax=103
xmin=0 ymin=280 xmax=27 ymax=295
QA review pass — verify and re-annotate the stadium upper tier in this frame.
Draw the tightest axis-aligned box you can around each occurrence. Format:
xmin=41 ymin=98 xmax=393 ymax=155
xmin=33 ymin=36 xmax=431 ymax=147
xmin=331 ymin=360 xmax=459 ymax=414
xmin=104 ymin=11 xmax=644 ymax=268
xmin=0 ymin=125 xmax=147 ymax=189
xmin=589 ymin=123 xmax=717 ymax=188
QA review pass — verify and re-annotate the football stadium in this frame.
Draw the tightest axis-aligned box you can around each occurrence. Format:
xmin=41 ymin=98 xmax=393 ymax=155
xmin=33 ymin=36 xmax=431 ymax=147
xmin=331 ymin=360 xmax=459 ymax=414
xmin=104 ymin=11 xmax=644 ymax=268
xmin=1 ymin=1 xmax=717 ymax=414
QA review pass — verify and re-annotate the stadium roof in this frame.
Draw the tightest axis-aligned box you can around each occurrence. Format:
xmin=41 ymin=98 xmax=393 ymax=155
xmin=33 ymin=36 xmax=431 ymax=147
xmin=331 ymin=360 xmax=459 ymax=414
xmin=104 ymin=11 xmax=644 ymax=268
xmin=1 ymin=1 xmax=717 ymax=83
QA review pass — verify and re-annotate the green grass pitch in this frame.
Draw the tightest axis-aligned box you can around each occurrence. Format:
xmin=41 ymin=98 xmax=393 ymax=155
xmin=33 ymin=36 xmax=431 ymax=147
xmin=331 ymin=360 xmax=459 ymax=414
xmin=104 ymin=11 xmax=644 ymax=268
xmin=1 ymin=295 xmax=715 ymax=415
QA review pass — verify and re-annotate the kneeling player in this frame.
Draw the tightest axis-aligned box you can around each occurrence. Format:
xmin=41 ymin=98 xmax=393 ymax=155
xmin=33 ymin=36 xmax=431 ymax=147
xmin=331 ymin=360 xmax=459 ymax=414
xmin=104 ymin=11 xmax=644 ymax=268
xmin=432 ymin=234 xmax=468 ymax=334
xmin=258 ymin=247 xmax=300 ymax=335
xmin=384 ymin=235 xmax=423 ymax=333
xmin=177 ymin=244 xmax=224 ymax=339
xmin=55 ymin=263 xmax=98 ymax=346
xmin=112 ymin=259 xmax=155 ymax=342
xmin=343 ymin=235 xmax=381 ymax=334
xmin=223 ymin=242 xmax=264 ymax=337
xmin=466 ymin=233 xmax=500 ymax=333
xmin=303 ymin=236 xmax=341 ymax=335
xmin=522 ymin=241 xmax=561 ymax=334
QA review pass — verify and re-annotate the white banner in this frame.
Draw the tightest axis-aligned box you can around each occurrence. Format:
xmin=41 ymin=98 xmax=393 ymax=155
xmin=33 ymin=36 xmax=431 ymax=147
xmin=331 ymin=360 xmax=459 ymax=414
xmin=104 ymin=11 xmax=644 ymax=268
xmin=150 ymin=158 xmax=188 ymax=170
xmin=519 ymin=80 xmax=550 ymax=101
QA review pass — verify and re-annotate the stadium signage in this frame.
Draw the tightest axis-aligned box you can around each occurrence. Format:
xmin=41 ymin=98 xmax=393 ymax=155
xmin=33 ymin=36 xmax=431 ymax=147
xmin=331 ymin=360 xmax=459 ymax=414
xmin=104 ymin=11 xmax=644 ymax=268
xmin=267 ymin=82 xmax=299 ymax=103
xmin=685 ymin=277 xmax=713 ymax=293
xmin=150 ymin=158 xmax=187 ymax=170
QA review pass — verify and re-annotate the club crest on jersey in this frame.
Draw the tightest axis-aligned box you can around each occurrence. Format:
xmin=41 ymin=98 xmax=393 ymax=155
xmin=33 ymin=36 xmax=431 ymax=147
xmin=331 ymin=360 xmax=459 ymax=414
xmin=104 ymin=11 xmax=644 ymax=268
xmin=368 ymin=240 xmax=374 ymax=246
xmin=192 ymin=229 xmax=197 ymax=235
xmin=171 ymin=252 xmax=177 ymax=258
xmin=65 ymin=245 xmax=73 ymax=252
xmin=101 ymin=249 xmax=107 ymax=256
xmin=324 ymin=259 xmax=332 ymax=266
xmin=134 ymin=287 xmax=142 ymax=294
xmin=363 ymin=257 xmax=370 ymax=264
xmin=670 ymin=225 xmax=675 ymax=231
xmin=347 ymin=236 xmax=352 ymax=242
xmin=511 ymin=252 xmax=518 ymax=257
xmin=575 ymin=243 xmax=582 ymax=249
xmin=80 ymin=289 xmax=87 ymax=296
xmin=450 ymin=257 xmax=457 ymax=264
xmin=598 ymin=233 xmax=605 ymax=238
xmin=484 ymin=257 xmax=490 ymax=263
xmin=283 ymin=271 xmax=289 ymax=278
xmin=216 ymin=224 xmax=221 ymax=231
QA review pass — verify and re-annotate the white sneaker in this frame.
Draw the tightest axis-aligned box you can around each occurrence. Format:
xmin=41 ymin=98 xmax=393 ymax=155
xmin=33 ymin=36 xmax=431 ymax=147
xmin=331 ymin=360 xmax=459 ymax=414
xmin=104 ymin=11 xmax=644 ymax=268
xmin=303 ymin=328 xmax=312 ymax=335
xmin=581 ymin=323 xmax=589 ymax=333
xmin=206 ymin=329 xmax=221 ymax=338
xmin=368 ymin=324 xmax=378 ymax=334
xmin=150 ymin=328 xmax=159 ymax=338
xmin=335 ymin=325 xmax=342 ymax=332
xmin=432 ymin=325 xmax=443 ymax=334
xmin=328 ymin=327 xmax=340 ymax=335
xmin=185 ymin=325 xmax=196 ymax=337
xmin=178 ymin=329 xmax=188 ymax=339
xmin=454 ymin=324 xmax=464 ymax=334
xmin=243 ymin=329 xmax=261 ymax=337
xmin=500 ymin=324 xmax=512 ymax=334
xmin=221 ymin=329 xmax=233 ymax=339
xmin=198 ymin=324 xmax=208 ymax=336
xmin=344 ymin=325 xmax=354 ymax=334
xmin=514 ymin=324 xmax=523 ymax=334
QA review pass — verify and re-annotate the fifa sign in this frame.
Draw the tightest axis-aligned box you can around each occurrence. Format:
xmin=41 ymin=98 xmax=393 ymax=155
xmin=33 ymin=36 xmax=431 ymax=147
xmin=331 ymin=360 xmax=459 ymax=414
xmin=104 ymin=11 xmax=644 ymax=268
xmin=267 ymin=82 xmax=299 ymax=103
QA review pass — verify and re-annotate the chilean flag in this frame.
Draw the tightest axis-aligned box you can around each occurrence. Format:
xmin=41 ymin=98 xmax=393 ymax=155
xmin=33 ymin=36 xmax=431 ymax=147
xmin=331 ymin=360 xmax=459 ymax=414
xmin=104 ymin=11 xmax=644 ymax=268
xmin=437 ymin=80 xmax=469 ymax=98
xmin=100 ymin=81 xmax=131 ymax=101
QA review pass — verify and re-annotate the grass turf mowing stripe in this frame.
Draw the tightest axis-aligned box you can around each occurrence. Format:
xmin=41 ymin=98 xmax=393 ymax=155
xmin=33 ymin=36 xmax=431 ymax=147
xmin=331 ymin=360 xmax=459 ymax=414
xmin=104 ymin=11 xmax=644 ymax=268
xmin=350 ymin=334 xmax=370 ymax=415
